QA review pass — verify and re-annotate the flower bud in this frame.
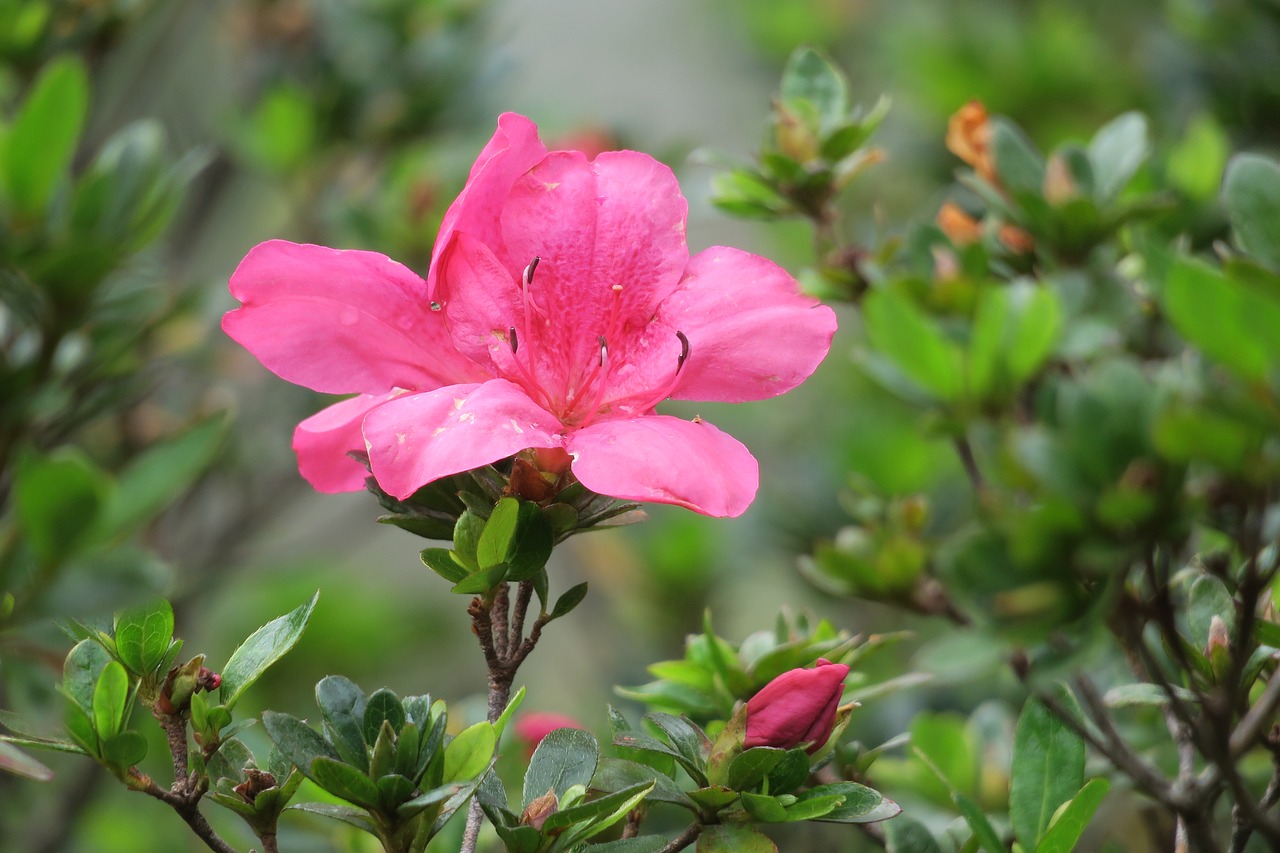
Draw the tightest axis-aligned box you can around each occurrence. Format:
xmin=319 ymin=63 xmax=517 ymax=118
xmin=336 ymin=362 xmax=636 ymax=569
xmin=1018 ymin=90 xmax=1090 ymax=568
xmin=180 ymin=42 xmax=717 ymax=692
xmin=946 ymin=101 xmax=997 ymax=184
xmin=521 ymin=788 xmax=559 ymax=831
xmin=744 ymin=659 xmax=850 ymax=753
xmin=515 ymin=712 xmax=586 ymax=759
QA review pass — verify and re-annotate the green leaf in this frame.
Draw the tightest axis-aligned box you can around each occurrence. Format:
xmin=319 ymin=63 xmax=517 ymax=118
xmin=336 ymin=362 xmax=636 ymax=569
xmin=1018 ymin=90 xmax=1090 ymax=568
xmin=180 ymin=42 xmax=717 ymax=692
xmin=442 ymin=721 xmax=496 ymax=784
xmin=885 ymin=814 xmax=943 ymax=853
xmin=219 ymin=592 xmax=318 ymax=710
xmin=764 ymin=748 xmax=811 ymax=795
xmin=645 ymin=713 xmax=709 ymax=785
xmin=727 ymin=747 xmax=786 ymax=791
xmin=1035 ymin=777 xmax=1110 ymax=853
xmin=1010 ymin=686 xmax=1085 ymax=850
xmin=1167 ymin=115 xmax=1227 ymax=200
xmin=450 ymin=563 xmax=510 ymax=595
xmin=910 ymin=712 xmax=978 ymax=799
xmin=5 ymin=55 xmax=89 ymax=216
xmin=968 ymin=282 xmax=1061 ymax=400
xmin=261 ymin=711 xmax=339 ymax=784
xmin=1102 ymin=682 xmax=1197 ymax=708
xmin=954 ymin=792 xmax=1004 ymax=851
xmin=1162 ymin=256 xmax=1280 ymax=383
xmin=809 ymin=782 xmax=900 ymax=823
xmin=0 ymin=741 xmax=54 ymax=781
xmin=92 ymin=662 xmax=130 ymax=741
xmin=697 ymin=824 xmax=778 ymax=853
xmin=1255 ymin=620 xmax=1280 ymax=648
xmin=452 ymin=510 xmax=485 ymax=570
xmin=15 ymin=450 xmax=110 ymax=566
xmin=550 ymin=581 xmax=589 ymax=619
xmin=543 ymin=780 xmax=654 ymax=844
xmin=505 ymin=500 xmax=554 ymax=581
xmin=309 ymin=756 xmax=380 ymax=809
xmin=113 ymin=599 xmax=174 ymax=676
xmin=477 ymin=497 xmax=519 ymax=569
xmin=421 ymin=548 xmax=468 ymax=583
xmin=101 ymin=731 xmax=147 ymax=769
xmin=62 ymin=639 xmax=112 ymax=714
xmin=780 ymin=47 xmax=848 ymax=133
xmin=315 ymin=675 xmax=368 ymax=770
xmin=863 ymin=289 xmax=962 ymax=400
xmin=1223 ymin=153 xmax=1280 ymax=270
xmin=523 ymin=727 xmax=597 ymax=810
xmin=592 ymin=758 xmax=694 ymax=809
xmin=1087 ymin=112 xmax=1149 ymax=204
xmin=990 ymin=118 xmax=1045 ymax=197
xmin=287 ymin=801 xmax=377 ymax=834
xmin=362 ymin=689 xmax=406 ymax=747
xmin=740 ymin=791 xmax=789 ymax=822
xmin=1188 ymin=575 xmax=1236 ymax=649
xmin=586 ymin=838 xmax=667 ymax=853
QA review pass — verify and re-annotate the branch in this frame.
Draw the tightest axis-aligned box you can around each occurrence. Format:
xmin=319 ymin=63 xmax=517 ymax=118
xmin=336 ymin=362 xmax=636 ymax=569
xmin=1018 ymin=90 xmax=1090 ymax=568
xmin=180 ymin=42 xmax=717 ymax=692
xmin=655 ymin=822 xmax=704 ymax=853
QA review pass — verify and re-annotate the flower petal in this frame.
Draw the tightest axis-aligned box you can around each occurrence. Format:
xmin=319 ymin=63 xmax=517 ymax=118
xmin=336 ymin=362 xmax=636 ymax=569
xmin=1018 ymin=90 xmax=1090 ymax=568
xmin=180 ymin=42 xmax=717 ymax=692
xmin=363 ymin=380 xmax=564 ymax=499
xmin=427 ymin=113 xmax=547 ymax=297
xmin=293 ymin=392 xmax=398 ymax=494
xmin=500 ymin=151 xmax=690 ymax=393
xmin=567 ymin=416 xmax=758 ymax=517
xmin=661 ymin=247 xmax=838 ymax=402
xmin=224 ymin=240 xmax=484 ymax=395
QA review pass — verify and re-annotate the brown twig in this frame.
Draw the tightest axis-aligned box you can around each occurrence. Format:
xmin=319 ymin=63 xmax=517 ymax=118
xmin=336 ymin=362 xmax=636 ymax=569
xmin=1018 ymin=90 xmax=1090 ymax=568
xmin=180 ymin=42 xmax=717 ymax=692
xmin=654 ymin=822 xmax=705 ymax=853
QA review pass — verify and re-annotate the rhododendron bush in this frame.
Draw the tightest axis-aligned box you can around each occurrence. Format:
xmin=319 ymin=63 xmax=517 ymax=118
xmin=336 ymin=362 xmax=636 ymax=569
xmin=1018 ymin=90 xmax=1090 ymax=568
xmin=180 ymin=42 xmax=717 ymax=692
xmin=3 ymin=4 xmax=1280 ymax=853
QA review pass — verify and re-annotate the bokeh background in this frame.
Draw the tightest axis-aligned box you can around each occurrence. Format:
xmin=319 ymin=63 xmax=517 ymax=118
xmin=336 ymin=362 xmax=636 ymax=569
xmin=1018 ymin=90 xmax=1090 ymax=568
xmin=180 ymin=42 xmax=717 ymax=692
xmin=1 ymin=0 xmax=1278 ymax=850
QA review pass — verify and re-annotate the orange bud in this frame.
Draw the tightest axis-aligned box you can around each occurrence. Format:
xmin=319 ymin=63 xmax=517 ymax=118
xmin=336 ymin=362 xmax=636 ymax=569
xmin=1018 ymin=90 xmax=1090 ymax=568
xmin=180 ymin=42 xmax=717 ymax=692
xmin=521 ymin=788 xmax=559 ymax=831
xmin=946 ymin=101 xmax=997 ymax=184
xmin=997 ymin=224 xmax=1035 ymax=254
xmin=937 ymin=202 xmax=983 ymax=246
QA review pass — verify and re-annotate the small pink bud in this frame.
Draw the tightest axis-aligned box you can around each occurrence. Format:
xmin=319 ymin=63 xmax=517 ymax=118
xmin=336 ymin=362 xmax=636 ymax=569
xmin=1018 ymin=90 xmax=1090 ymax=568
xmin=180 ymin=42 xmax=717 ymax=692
xmin=744 ymin=658 xmax=850 ymax=754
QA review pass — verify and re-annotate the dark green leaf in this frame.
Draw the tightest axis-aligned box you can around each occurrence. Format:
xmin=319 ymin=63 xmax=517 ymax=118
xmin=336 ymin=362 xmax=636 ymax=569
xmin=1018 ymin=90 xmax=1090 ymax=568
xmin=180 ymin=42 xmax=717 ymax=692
xmin=505 ymin=500 xmax=554 ymax=581
xmin=288 ymin=801 xmax=377 ymax=834
xmin=727 ymin=747 xmax=786 ymax=791
xmin=15 ymin=451 xmax=109 ymax=566
xmin=1010 ymin=686 xmax=1084 ymax=850
xmin=592 ymin=758 xmax=694 ymax=809
xmin=586 ymin=838 xmax=667 ymax=853
xmin=261 ymin=711 xmax=338 ymax=783
xmin=550 ymin=582 xmax=589 ymax=619
xmin=452 ymin=510 xmax=485 ymax=570
xmin=362 ymin=689 xmax=405 ymax=747
xmin=543 ymin=781 xmax=653 ymax=840
xmin=206 ymin=737 xmax=255 ymax=783
xmin=219 ymin=592 xmax=318 ymax=710
xmin=811 ymin=782 xmax=900 ymax=823
xmin=990 ymin=119 xmax=1045 ymax=197
xmin=316 ymin=675 xmax=368 ymax=770
xmin=885 ymin=814 xmax=943 ymax=853
xmin=376 ymin=773 xmax=415 ymax=809
xmin=765 ymin=748 xmax=813 ymax=795
xmin=645 ymin=713 xmax=708 ymax=785
xmin=310 ymin=756 xmax=380 ymax=809
xmin=523 ymin=727 xmax=597 ymax=810
xmin=954 ymin=792 xmax=1004 ymax=851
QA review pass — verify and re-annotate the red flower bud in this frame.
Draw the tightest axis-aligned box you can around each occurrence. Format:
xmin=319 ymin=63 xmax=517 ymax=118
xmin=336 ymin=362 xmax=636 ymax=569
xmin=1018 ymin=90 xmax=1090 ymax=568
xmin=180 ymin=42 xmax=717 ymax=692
xmin=744 ymin=658 xmax=849 ymax=753
xmin=514 ymin=712 xmax=585 ymax=759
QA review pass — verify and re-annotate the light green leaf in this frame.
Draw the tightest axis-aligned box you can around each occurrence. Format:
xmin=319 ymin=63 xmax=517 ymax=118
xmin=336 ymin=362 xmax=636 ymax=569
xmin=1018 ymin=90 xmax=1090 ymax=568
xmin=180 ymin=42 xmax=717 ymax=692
xmin=218 ymin=591 xmax=318 ymax=710
xmin=954 ymin=792 xmax=1005 ymax=851
xmin=1162 ymin=256 xmax=1280 ymax=383
xmin=15 ymin=450 xmax=110 ymax=566
xmin=1035 ymin=777 xmax=1110 ymax=853
xmin=1223 ymin=153 xmax=1280 ymax=270
xmin=863 ymin=289 xmax=962 ymax=400
xmin=113 ymin=599 xmax=174 ymax=676
xmin=92 ymin=662 xmax=130 ymax=741
xmin=442 ymin=721 xmax=496 ymax=785
xmin=1087 ymin=112 xmax=1149 ymax=203
xmin=477 ymin=497 xmax=519 ymax=569
xmin=1010 ymin=686 xmax=1085 ymax=850
xmin=5 ymin=55 xmax=89 ymax=215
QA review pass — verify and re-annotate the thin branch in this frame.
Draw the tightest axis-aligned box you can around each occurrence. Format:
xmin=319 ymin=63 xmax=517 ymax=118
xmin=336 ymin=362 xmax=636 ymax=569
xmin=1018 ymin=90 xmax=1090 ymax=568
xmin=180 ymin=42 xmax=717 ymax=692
xmin=1230 ymin=668 xmax=1280 ymax=758
xmin=654 ymin=822 xmax=705 ymax=853
xmin=952 ymin=436 xmax=984 ymax=492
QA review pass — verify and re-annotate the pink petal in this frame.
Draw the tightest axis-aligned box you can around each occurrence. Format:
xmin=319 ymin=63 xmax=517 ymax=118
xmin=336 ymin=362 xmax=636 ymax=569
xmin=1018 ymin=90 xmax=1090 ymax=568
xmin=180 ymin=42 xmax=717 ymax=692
xmin=426 ymin=113 xmax=547 ymax=298
xmin=435 ymin=233 xmax=521 ymax=371
xmin=661 ymin=247 xmax=838 ymax=402
xmin=224 ymin=240 xmax=484 ymax=395
xmin=293 ymin=392 xmax=399 ymax=493
xmin=363 ymin=380 xmax=564 ymax=499
xmin=499 ymin=151 xmax=690 ymax=392
xmin=567 ymin=416 xmax=758 ymax=517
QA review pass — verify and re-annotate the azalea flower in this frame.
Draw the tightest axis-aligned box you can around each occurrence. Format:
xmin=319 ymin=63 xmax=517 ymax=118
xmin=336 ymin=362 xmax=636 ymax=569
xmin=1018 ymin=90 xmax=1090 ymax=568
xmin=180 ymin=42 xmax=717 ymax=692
xmin=744 ymin=658 xmax=850 ymax=753
xmin=224 ymin=113 xmax=836 ymax=517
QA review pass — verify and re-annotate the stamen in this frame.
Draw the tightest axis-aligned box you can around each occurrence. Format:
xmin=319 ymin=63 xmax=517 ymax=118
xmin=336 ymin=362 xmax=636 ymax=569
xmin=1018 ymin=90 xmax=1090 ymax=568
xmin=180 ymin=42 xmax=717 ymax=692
xmin=429 ymin=301 xmax=443 ymax=311
xmin=522 ymin=256 xmax=541 ymax=286
xmin=610 ymin=330 xmax=693 ymax=416
xmin=509 ymin=326 xmax=519 ymax=355
xmin=676 ymin=330 xmax=690 ymax=369
xmin=598 ymin=335 xmax=608 ymax=367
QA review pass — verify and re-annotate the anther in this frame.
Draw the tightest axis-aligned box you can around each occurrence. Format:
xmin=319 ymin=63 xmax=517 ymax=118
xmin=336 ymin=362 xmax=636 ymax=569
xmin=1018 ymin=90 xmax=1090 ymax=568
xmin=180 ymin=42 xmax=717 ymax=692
xmin=676 ymin=331 xmax=690 ymax=370
xmin=598 ymin=335 xmax=608 ymax=367
xmin=523 ymin=256 xmax=541 ymax=286
xmin=509 ymin=326 xmax=519 ymax=355
xmin=429 ymin=301 xmax=442 ymax=311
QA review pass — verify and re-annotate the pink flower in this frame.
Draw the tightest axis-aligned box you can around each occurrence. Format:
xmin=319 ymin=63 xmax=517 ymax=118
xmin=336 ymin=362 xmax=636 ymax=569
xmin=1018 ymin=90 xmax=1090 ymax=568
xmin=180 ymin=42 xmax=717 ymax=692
xmin=514 ymin=712 xmax=585 ymax=758
xmin=223 ymin=113 xmax=837 ymax=517
xmin=744 ymin=658 xmax=849 ymax=753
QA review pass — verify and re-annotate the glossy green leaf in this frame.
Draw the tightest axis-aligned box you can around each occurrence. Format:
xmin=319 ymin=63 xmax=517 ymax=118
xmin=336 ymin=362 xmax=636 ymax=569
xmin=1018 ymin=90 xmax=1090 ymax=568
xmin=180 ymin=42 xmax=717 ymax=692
xmin=92 ymin=662 xmax=130 ymax=741
xmin=550 ymin=582 xmax=589 ymax=619
xmin=1010 ymin=686 xmax=1084 ymax=850
xmin=442 ymin=721 xmax=496 ymax=784
xmin=219 ymin=592 xmax=318 ymax=710
xmin=450 ymin=562 xmax=510 ymax=595
xmin=452 ymin=510 xmax=485 ymax=570
xmin=741 ymin=791 xmax=789 ymax=822
xmin=362 ymin=689 xmax=406 ymax=747
xmin=261 ymin=711 xmax=339 ymax=783
xmin=646 ymin=713 xmax=708 ymax=785
xmin=5 ymin=55 xmax=89 ymax=215
xmin=1035 ymin=777 xmax=1110 ymax=853
xmin=727 ymin=747 xmax=786 ymax=791
xmin=591 ymin=758 xmax=694 ymax=809
xmin=477 ymin=497 xmax=519 ymax=569
xmin=1223 ymin=153 xmax=1280 ymax=270
xmin=316 ymin=675 xmax=368 ymax=770
xmin=505 ymin=500 xmax=554 ymax=580
xmin=113 ymin=599 xmax=174 ymax=676
xmin=809 ymin=782 xmax=900 ymax=823
xmin=421 ymin=547 xmax=468 ymax=583
xmin=288 ymin=801 xmax=377 ymax=834
xmin=697 ymin=823 xmax=778 ymax=853
xmin=523 ymin=727 xmax=597 ymax=810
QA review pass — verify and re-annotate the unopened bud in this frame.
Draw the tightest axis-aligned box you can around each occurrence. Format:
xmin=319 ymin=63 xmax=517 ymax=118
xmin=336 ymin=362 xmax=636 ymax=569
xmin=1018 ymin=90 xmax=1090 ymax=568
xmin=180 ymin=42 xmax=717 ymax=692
xmin=159 ymin=656 xmax=221 ymax=714
xmin=773 ymin=102 xmax=819 ymax=163
xmin=521 ymin=788 xmax=559 ymax=831
xmin=1206 ymin=615 xmax=1231 ymax=680
xmin=1043 ymin=154 xmax=1078 ymax=205
xmin=233 ymin=768 xmax=278 ymax=803
xmin=936 ymin=202 xmax=983 ymax=247
xmin=946 ymin=101 xmax=996 ymax=184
